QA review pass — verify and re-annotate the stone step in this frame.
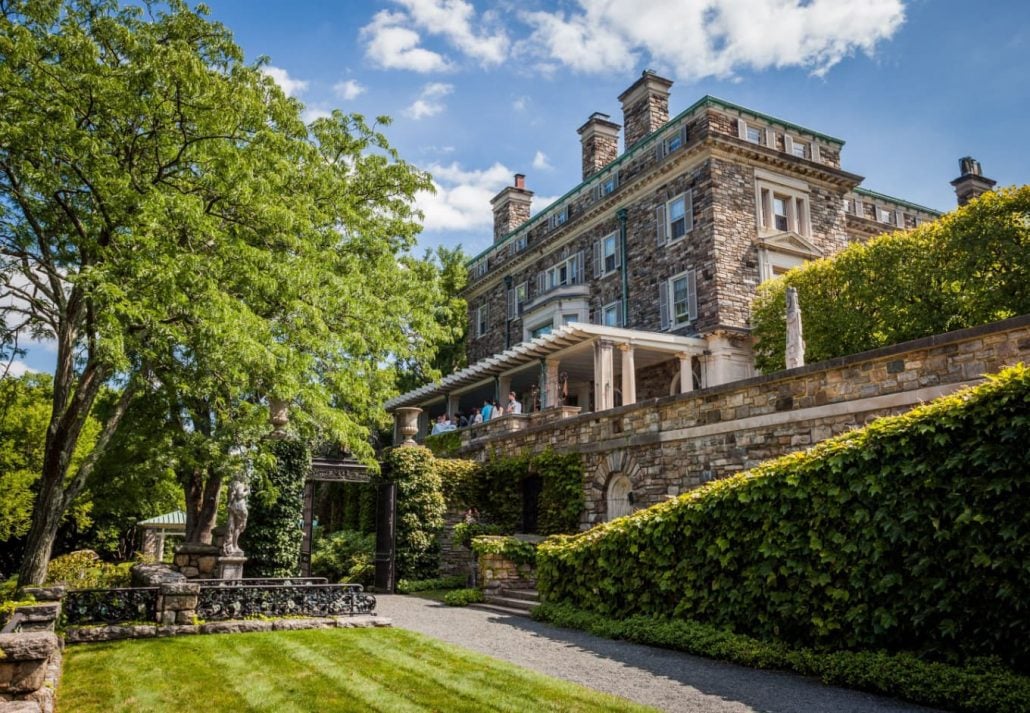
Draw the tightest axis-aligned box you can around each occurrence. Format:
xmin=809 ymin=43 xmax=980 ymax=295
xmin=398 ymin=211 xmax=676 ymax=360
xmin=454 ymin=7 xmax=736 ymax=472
xmin=483 ymin=595 xmax=536 ymax=613
xmin=469 ymin=601 xmax=534 ymax=618
xmin=500 ymin=588 xmax=539 ymax=603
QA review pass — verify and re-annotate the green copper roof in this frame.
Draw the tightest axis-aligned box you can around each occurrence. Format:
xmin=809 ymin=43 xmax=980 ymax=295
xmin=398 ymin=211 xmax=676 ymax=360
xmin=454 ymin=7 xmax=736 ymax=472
xmin=138 ymin=510 xmax=186 ymax=527
xmin=854 ymin=187 xmax=942 ymax=216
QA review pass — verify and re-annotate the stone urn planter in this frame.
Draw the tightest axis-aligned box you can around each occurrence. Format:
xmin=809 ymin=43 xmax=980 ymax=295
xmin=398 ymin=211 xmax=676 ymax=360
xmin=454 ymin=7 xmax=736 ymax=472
xmin=394 ymin=407 xmax=422 ymax=446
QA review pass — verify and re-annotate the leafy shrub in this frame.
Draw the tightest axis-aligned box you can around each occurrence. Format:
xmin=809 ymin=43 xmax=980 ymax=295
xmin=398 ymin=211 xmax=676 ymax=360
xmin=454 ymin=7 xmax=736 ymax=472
xmin=471 ymin=536 xmax=537 ymax=566
xmin=424 ymin=430 xmax=461 ymax=458
xmin=534 ymin=603 xmax=1030 ymax=713
xmin=537 ymin=366 xmax=1030 ymax=670
xmin=45 ymin=550 xmax=133 ymax=589
xmin=444 ymin=588 xmax=485 ymax=607
xmin=396 ymin=575 xmax=466 ymax=593
xmin=435 ymin=457 xmax=478 ymax=509
xmin=240 ymin=439 xmax=308 ymax=577
xmin=0 ymin=598 xmax=36 ymax=629
xmin=752 ymin=186 xmax=1030 ymax=372
xmin=382 ymin=446 xmax=446 ymax=581
xmin=310 ymin=530 xmax=375 ymax=586
xmin=471 ymin=450 xmax=583 ymax=535
xmin=452 ymin=522 xmax=504 ymax=549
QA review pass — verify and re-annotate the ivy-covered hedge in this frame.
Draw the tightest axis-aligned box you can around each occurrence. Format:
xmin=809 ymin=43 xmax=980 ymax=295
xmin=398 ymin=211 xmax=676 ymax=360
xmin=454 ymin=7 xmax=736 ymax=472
xmin=537 ymin=365 xmax=1030 ymax=671
xmin=423 ymin=430 xmax=461 ymax=458
xmin=382 ymin=446 xmax=446 ymax=581
xmin=752 ymin=186 xmax=1030 ymax=372
xmin=241 ymin=439 xmax=308 ymax=577
xmin=471 ymin=535 xmax=537 ymax=566
xmin=434 ymin=457 xmax=478 ymax=509
xmin=470 ymin=450 xmax=583 ymax=535
xmin=534 ymin=603 xmax=1030 ymax=713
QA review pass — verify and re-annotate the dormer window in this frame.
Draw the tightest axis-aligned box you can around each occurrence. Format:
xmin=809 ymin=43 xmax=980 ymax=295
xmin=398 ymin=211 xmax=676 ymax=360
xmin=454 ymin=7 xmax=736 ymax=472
xmin=600 ymin=173 xmax=618 ymax=197
xmin=549 ymin=207 xmax=569 ymax=229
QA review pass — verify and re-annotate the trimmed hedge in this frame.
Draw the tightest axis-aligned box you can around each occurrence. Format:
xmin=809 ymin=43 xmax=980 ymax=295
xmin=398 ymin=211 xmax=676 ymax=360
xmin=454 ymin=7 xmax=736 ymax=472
xmin=240 ymin=439 xmax=308 ymax=577
xmin=537 ymin=365 xmax=1030 ymax=670
xmin=396 ymin=575 xmax=465 ymax=593
xmin=752 ymin=186 xmax=1030 ymax=372
xmin=443 ymin=587 xmax=485 ymax=607
xmin=381 ymin=446 xmax=446 ymax=581
xmin=534 ymin=603 xmax=1030 ymax=713
xmin=471 ymin=536 xmax=537 ymax=566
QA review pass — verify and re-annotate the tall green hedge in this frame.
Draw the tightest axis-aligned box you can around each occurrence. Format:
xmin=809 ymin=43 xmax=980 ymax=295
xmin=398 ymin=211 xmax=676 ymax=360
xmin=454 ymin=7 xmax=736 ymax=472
xmin=241 ymin=439 xmax=308 ymax=577
xmin=537 ymin=365 xmax=1030 ymax=670
xmin=381 ymin=446 xmax=446 ymax=580
xmin=752 ymin=186 xmax=1030 ymax=372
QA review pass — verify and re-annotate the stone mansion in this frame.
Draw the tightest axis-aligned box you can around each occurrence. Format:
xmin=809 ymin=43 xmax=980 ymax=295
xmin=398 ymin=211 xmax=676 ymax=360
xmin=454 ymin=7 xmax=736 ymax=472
xmin=387 ymin=71 xmax=996 ymax=439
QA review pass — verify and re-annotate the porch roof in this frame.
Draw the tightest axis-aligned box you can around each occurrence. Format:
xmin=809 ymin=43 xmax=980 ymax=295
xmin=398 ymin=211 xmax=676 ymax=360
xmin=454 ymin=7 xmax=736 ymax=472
xmin=385 ymin=324 xmax=706 ymax=411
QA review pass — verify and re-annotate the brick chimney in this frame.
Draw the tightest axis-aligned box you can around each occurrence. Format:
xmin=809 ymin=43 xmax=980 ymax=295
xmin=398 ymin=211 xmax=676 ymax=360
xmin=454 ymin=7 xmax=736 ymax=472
xmin=491 ymin=174 xmax=533 ymax=243
xmin=618 ymin=70 xmax=673 ymax=149
xmin=950 ymin=156 xmax=996 ymax=206
xmin=577 ymin=112 xmax=621 ymax=179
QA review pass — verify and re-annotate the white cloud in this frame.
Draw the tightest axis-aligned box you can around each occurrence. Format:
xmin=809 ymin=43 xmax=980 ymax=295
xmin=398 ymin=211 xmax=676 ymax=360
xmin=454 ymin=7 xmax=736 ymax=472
xmin=405 ymin=82 xmax=453 ymax=120
xmin=3 ymin=360 xmax=36 ymax=378
xmin=532 ymin=151 xmax=553 ymax=171
xmin=520 ymin=0 xmax=906 ymax=80
xmin=392 ymin=0 xmax=509 ymax=65
xmin=333 ymin=79 xmax=366 ymax=101
xmin=512 ymin=96 xmax=529 ymax=112
xmin=302 ymin=107 xmax=333 ymax=123
xmin=261 ymin=66 xmax=309 ymax=97
xmin=416 ymin=162 xmax=560 ymax=238
xmin=361 ymin=10 xmax=452 ymax=73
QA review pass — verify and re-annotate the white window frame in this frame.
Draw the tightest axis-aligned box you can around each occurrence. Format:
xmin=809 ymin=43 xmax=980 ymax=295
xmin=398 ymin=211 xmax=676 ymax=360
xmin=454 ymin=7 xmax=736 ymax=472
xmin=746 ymin=125 xmax=762 ymax=144
xmin=661 ymin=269 xmax=698 ymax=330
xmin=754 ymin=171 xmax=812 ymax=238
xmin=790 ymin=139 xmax=808 ymax=159
xmin=476 ymin=304 xmax=489 ymax=338
xmin=549 ymin=207 xmax=569 ymax=229
xmin=600 ymin=173 xmax=618 ymax=197
xmin=546 ymin=255 xmax=579 ymax=290
xmin=508 ymin=234 xmax=528 ymax=255
xmin=529 ymin=321 xmax=553 ymax=339
xmin=664 ymin=192 xmax=693 ymax=244
xmin=602 ymin=233 xmax=619 ymax=274
xmin=471 ymin=259 xmax=488 ymax=280
xmin=515 ymin=282 xmax=527 ymax=313
xmin=601 ymin=301 xmax=621 ymax=327
xmin=877 ymin=206 xmax=894 ymax=224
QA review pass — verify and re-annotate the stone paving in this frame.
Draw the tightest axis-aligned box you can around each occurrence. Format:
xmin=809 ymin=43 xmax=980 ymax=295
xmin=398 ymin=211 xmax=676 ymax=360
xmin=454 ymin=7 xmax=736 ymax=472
xmin=376 ymin=595 xmax=942 ymax=713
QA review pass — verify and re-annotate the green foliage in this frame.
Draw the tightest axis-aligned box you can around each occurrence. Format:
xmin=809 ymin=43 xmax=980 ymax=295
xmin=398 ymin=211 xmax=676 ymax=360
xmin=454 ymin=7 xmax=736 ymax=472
xmin=240 ymin=440 xmax=308 ymax=577
xmin=396 ymin=575 xmax=466 ymax=593
xmin=535 ymin=603 xmax=1030 ymax=713
xmin=443 ymin=588 xmax=485 ymax=607
xmin=0 ymin=598 xmax=36 ymax=629
xmin=471 ymin=536 xmax=538 ymax=567
xmin=752 ymin=187 xmax=1030 ymax=372
xmin=537 ymin=366 xmax=1030 ymax=670
xmin=434 ymin=457 xmax=478 ymax=507
xmin=44 ymin=550 xmax=132 ymax=590
xmin=452 ymin=523 xmax=504 ymax=549
xmin=383 ymin=447 xmax=446 ymax=581
xmin=471 ymin=450 xmax=583 ymax=535
xmin=309 ymin=530 xmax=375 ymax=586
xmin=423 ymin=430 xmax=462 ymax=458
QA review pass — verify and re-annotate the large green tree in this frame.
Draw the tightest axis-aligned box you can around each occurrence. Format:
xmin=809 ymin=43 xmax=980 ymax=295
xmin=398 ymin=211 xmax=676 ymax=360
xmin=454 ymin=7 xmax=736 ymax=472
xmin=0 ymin=0 xmax=442 ymax=584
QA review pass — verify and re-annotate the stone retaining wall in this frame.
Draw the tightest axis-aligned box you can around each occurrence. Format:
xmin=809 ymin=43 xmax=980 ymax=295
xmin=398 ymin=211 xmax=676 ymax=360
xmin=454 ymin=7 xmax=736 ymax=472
xmin=0 ymin=594 xmax=62 ymax=713
xmin=455 ymin=316 xmax=1030 ymax=527
xmin=477 ymin=553 xmax=536 ymax=592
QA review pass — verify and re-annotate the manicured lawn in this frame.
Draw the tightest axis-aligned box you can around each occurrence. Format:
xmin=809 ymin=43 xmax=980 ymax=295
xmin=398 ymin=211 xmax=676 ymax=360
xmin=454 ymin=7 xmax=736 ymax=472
xmin=62 ymin=627 xmax=655 ymax=712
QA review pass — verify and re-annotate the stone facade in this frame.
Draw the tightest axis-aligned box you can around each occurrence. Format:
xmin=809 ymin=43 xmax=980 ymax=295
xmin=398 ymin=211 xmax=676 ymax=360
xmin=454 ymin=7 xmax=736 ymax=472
xmin=463 ymin=72 xmax=941 ymax=381
xmin=451 ymin=317 xmax=1030 ymax=528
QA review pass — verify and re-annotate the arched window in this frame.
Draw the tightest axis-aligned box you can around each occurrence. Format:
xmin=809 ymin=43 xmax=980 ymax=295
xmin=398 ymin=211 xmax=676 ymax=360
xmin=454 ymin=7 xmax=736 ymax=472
xmin=606 ymin=474 xmax=634 ymax=521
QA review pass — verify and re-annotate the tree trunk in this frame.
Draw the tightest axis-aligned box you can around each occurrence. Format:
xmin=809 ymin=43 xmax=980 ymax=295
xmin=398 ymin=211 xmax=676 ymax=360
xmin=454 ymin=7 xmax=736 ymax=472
xmin=17 ymin=464 xmax=67 ymax=586
xmin=184 ymin=467 xmax=222 ymax=544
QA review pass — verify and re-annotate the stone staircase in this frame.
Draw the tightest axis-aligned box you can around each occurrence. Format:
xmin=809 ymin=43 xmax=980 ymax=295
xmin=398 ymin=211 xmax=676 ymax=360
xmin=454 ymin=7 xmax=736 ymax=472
xmin=471 ymin=587 xmax=539 ymax=617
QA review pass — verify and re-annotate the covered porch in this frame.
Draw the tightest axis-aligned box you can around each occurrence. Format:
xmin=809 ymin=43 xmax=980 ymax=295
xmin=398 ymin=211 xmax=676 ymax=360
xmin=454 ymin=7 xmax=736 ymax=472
xmin=386 ymin=323 xmax=707 ymax=443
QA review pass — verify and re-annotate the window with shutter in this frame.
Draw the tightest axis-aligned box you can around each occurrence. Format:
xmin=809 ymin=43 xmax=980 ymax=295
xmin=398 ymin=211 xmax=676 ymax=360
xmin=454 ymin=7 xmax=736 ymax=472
xmin=784 ymin=135 xmax=794 ymax=156
xmin=536 ymin=271 xmax=546 ymax=295
xmin=507 ymin=288 xmax=515 ymax=320
xmin=736 ymin=118 xmax=748 ymax=140
xmin=575 ymin=251 xmax=585 ymax=283
xmin=665 ymin=192 xmax=693 ymax=242
xmin=601 ymin=232 xmax=619 ymax=274
xmin=593 ymin=239 xmax=602 ymax=278
xmin=764 ymin=127 xmax=776 ymax=148
xmin=669 ymin=269 xmax=698 ymax=327
xmin=601 ymin=301 xmax=621 ymax=327
xmin=655 ymin=203 xmax=667 ymax=246
xmin=658 ymin=281 xmax=670 ymax=331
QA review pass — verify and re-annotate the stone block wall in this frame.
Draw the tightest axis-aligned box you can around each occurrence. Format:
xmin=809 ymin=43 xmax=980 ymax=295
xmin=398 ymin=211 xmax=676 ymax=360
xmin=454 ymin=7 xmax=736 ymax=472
xmin=477 ymin=553 xmax=536 ymax=592
xmin=171 ymin=543 xmax=220 ymax=579
xmin=0 ymin=598 xmax=61 ymax=713
xmin=455 ymin=317 xmax=1030 ymax=528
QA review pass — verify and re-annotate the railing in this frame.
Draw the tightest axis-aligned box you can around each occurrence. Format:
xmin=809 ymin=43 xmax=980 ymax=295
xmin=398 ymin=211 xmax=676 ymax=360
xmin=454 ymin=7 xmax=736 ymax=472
xmin=64 ymin=587 xmax=160 ymax=625
xmin=196 ymin=583 xmax=376 ymax=620
xmin=201 ymin=577 xmax=328 ymax=587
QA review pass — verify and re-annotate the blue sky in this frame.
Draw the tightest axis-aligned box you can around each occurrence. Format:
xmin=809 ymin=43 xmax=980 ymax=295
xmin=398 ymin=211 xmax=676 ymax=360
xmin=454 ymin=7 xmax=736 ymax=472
xmin=10 ymin=0 xmax=1030 ymax=375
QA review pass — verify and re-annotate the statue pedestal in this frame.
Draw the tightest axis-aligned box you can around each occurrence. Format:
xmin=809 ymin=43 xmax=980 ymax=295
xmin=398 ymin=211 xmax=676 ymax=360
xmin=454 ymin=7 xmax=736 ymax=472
xmin=217 ymin=556 xmax=247 ymax=581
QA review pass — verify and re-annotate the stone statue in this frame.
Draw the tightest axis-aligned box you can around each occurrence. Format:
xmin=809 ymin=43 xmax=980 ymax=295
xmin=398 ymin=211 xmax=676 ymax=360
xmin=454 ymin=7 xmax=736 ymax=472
xmin=222 ymin=476 xmax=250 ymax=556
xmin=785 ymin=286 xmax=806 ymax=369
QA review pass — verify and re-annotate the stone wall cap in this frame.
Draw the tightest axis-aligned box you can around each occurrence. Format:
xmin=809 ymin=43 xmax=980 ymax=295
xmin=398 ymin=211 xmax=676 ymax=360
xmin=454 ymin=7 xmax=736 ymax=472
xmin=174 ymin=543 xmax=220 ymax=555
xmin=0 ymin=632 xmax=58 ymax=660
xmin=160 ymin=582 xmax=201 ymax=595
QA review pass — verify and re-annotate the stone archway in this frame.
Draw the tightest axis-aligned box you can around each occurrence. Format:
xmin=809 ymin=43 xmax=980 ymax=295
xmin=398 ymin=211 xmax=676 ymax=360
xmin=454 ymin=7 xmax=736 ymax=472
xmin=589 ymin=450 xmax=644 ymax=524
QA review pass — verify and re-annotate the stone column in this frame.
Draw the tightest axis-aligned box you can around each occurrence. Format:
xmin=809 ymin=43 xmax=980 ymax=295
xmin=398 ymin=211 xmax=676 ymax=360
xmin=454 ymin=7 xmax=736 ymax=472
xmin=619 ymin=343 xmax=636 ymax=406
xmin=595 ymin=340 xmax=615 ymax=411
xmin=678 ymin=351 xmax=694 ymax=394
xmin=446 ymin=393 xmax=461 ymax=420
xmin=497 ymin=376 xmax=512 ymax=409
xmin=543 ymin=358 xmax=560 ymax=408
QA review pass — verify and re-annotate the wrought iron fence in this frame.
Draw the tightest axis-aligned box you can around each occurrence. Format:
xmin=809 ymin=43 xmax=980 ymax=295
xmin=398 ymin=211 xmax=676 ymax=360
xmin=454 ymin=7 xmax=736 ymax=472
xmin=196 ymin=583 xmax=375 ymax=620
xmin=202 ymin=577 xmax=328 ymax=587
xmin=64 ymin=587 xmax=160 ymax=625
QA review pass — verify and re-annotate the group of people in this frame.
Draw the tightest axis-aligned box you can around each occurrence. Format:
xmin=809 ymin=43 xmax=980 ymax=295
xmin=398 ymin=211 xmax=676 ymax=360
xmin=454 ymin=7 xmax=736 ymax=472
xmin=429 ymin=392 xmax=522 ymax=434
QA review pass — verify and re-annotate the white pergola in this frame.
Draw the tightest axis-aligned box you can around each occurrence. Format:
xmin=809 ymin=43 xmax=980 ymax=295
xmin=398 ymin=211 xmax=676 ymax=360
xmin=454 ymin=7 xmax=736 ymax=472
xmin=387 ymin=323 xmax=707 ymax=435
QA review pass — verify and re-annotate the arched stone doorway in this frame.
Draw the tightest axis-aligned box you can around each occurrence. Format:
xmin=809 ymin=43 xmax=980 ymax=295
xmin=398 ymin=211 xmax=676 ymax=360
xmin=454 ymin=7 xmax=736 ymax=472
xmin=606 ymin=474 xmax=634 ymax=521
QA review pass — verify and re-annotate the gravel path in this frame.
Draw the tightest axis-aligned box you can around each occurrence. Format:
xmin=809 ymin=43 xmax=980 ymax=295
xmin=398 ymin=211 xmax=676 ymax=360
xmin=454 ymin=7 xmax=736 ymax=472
xmin=376 ymin=595 xmax=941 ymax=713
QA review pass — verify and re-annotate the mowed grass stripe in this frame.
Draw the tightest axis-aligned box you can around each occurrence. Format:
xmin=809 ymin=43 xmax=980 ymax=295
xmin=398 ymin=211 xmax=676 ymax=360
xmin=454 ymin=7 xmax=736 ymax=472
xmin=344 ymin=629 xmax=650 ymax=713
xmin=61 ymin=627 xmax=658 ymax=713
xmin=274 ymin=635 xmax=427 ymax=713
